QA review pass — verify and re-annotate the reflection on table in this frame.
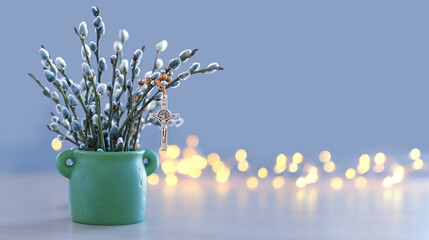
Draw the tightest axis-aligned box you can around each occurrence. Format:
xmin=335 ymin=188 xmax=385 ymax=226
xmin=0 ymin=173 xmax=428 ymax=239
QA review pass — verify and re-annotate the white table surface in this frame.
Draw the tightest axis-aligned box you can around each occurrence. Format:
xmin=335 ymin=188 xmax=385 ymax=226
xmin=0 ymin=173 xmax=428 ymax=240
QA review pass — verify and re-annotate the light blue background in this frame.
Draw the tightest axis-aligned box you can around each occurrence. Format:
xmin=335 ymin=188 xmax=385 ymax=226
xmin=1 ymin=0 xmax=428 ymax=173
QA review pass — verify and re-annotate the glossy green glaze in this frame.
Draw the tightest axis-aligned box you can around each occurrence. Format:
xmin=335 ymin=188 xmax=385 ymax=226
xmin=56 ymin=149 xmax=159 ymax=225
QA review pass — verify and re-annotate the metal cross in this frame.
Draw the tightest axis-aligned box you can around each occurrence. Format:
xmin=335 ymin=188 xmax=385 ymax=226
xmin=149 ymin=98 xmax=180 ymax=151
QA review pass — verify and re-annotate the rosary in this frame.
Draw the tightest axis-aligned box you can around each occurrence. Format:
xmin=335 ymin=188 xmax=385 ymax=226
xmin=149 ymin=84 xmax=180 ymax=151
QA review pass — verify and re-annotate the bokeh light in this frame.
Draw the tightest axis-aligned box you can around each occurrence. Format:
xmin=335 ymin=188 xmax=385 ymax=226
xmin=189 ymin=167 xmax=202 ymax=178
xmin=304 ymin=167 xmax=318 ymax=184
xmin=292 ymin=152 xmax=303 ymax=164
xmin=152 ymin=135 xmax=426 ymax=191
xmin=235 ymin=149 xmax=247 ymax=162
xmin=296 ymin=177 xmax=306 ymax=188
xmin=357 ymin=164 xmax=370 ymax=175
xmin=186 ymin=135 xmax=199 ymax=148
xmin=345 ymin=168 xmax=356 ymax=179
xmin=216 ymin=167 xmax=230 ymax=183
xmin=237 ymin=160 xmax=249 ymax=172
xmin=373 ymin=164 xmax=384 ymax=173
xmin=182 ymin=147 xmax=197 ymax=158
xmin=383 ymin=176 xmax=393 ymax=188
xmin=51 ymin=138 xmax=62 ymax=151
xmin=323 ymin=161 xmax=335 ymax=173
xmin=274 ymin=164 xmax=287 ymax=174
xmin=165 ymin=174 xmax=178 ymax=186
xmin=289 ymin=163 xmax=298 ymax=173
xmin=166 ymin=145 xmax=180 ymax=159
xmin=392 ymin=166 xmax=405 ymax=184
xmin=246 ymin=176 xmax=258 ymax=189
xmin=276 ymin=154 xmax=287 ymax=165
xmin=177 ymin=160 xmax=190 ymax=174
xmin=354 ymin=176 xmax=367 ymax=189
xmin=212 ymin=161 xmax=225 ymax=173
xmin=274 ymin=154 xmax=287 ymax=174
xmin=330 ymin=177 xmax=343 ymax=190
xmin=162 ymin=160 xmax=176 ymax=175
xmin=357 ymin=154 xmax=371 ymax=174
xmin=147 ymin=173 xmax=160 ymax=185
xmin=374 ymin=152 xmax=386 ymax=165
xmin=207 ymin=153 xmax=220 ymax=165
xmin=258 ymin=168 xmax=268 ymax=178
xmin=319 ymin=150 xmax=331 ymax=163
xmin=272 ymin=176 xmax=285 ymax=189
xmin=359 ymin=154 xmax=371 ymax=165
xmin=190 ymin=155 xmax=207 ymax=169
xmin=409 ymin=148 xmax=421 ymax=160
xmin=413 ymin=159 xmax=424 ymax=170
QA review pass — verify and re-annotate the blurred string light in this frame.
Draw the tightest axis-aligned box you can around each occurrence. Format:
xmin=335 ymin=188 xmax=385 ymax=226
xmin=156 ymin=141 xmax=422 ymax=190
xmin=52 ymin=135 xmax=426 ymax=190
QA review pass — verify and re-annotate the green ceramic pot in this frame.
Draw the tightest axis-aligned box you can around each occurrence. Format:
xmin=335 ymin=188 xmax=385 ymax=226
xmin=56 ymin=149 xmax=159 ymax=225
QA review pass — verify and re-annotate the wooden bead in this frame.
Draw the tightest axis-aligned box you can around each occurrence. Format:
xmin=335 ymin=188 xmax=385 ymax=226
xmin=144 ymin=77 xmax=151 ymax=85
xmin=155 ymin=79 xmax=162 ymax=86
xmin=159 ymin=73 xmax=167 ymax=81
xmin=166 ymin=75 xmax=172 ymax=82
xmin=138 ymin=78 xmax=144 ymax=86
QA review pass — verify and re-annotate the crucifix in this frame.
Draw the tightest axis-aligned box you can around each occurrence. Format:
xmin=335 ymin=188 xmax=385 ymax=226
xmin=149 ymin=84 xmax=179 ymax=151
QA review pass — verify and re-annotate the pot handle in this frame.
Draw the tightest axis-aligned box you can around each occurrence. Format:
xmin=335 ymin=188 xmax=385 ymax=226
xmin=56 ymin=150 xmax=75 ymax=179
xmin=143 ymin=149 xmax=159 ymax=177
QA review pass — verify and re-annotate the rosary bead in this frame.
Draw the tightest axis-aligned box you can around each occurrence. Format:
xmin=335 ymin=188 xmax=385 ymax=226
xmin=138 ymin=78 xmax=145 ymax=86
xmin=166 ymin=75 xmax=172 ymax=82
xmin=144 ymin=77 xmax=151 ymax=85
xmin=155 ymin=79 xmax=162 ymax=86
xmin=159 ymin=73 xmax=167 ymax=81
